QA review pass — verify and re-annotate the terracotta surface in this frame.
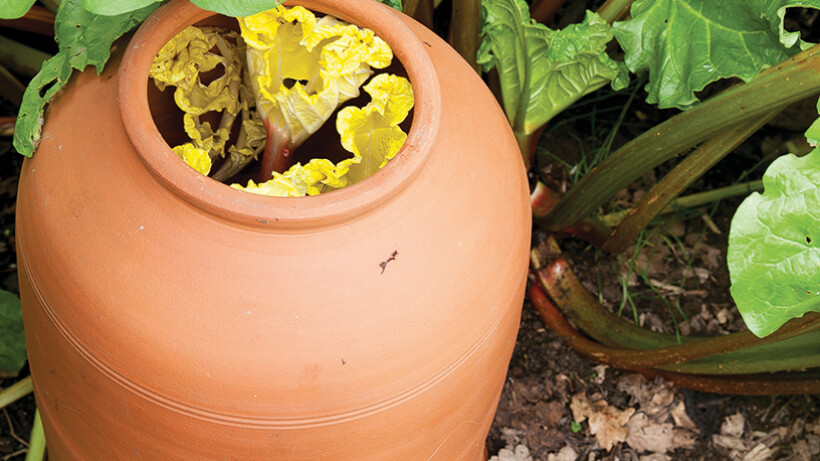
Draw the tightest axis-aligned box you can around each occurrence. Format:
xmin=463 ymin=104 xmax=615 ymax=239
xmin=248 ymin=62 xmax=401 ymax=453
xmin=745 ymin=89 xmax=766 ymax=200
xmin=15 ymin=0 xmax=530 ymax=459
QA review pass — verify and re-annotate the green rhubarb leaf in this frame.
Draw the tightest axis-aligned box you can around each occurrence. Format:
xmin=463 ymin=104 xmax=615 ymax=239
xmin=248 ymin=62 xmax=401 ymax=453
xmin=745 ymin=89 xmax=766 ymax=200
xmin=0 ymin=0 xmax=36 ymax=19
xmin=376 ymin=0 xmax=403 ymax=11
xmin=728 ymin=147 xmax=820 ymax=337
xmin=81 ymin=0 xmax=160 ymax=16
xmin=612 ymin=0 xmax=820 ymax=110
xmin=477 ymin=0 xmax=628 ymax=136
xmin=806 ymin=98 xmax=820 ymax=146
xmin=189 ymin=0 xmax=399 ymax=18
xmin=0 ymin=289 xmax=25 ymax=374
xmin=13 ymin=0 xmax=159 ymax=157
xmin=190 ymin=0 xmax=285 ymax=17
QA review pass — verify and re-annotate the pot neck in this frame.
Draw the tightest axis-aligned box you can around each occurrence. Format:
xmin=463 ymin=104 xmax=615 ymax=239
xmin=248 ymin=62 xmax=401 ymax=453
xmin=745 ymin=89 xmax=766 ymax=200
xmin=118 ymin=0 xmax=440 ymax=231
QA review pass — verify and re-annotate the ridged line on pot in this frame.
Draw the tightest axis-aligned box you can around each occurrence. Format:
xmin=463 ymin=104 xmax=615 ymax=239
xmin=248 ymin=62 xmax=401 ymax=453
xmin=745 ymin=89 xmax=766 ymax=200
xmin=119 ymin=0 xmax=441 ymax=230
xmin=18 ymin=247 xmax=524 ymax=429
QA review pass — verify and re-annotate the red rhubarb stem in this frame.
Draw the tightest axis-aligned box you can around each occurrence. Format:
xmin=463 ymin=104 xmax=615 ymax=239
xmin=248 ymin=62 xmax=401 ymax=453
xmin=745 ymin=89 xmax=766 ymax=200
xmin=260 ymin=119 xmax=292 ymax=181
xmin=528 ymin=284 xmax=820 ymax=395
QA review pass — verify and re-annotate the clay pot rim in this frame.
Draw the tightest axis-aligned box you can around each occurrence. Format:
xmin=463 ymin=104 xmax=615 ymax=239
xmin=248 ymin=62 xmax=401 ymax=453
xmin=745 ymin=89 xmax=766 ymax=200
xmin=119 ymin=0 xmax=440 ymax=229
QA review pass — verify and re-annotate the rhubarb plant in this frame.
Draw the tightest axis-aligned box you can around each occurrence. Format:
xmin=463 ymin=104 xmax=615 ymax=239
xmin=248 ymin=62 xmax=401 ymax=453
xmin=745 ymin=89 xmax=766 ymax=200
xmin=477 ymin=0 xmax=820 ymax=392
xmin=151 ymin=5 xmax=414 ymax=197
xmin=477 ymin=0 xmax=629 ymax=163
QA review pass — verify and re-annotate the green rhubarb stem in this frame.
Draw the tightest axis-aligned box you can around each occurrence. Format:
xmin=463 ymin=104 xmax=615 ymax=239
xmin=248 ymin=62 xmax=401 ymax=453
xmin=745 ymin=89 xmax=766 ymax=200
xmin=0 ymin=36 xmax=51 ymax=77
xmin=532 ymin=237 xmax=696 ymax=348
xmin=452 ymin=0 xmax=481 ymax=73
xmin=600 ymin=179 xmax=764 ymax=227
xmin=403 ymin=0 xmax=420 ymax=18
xmin=647 ymin=370 xmax=820 ymax=395
xmin=24 ymin=410 xmax=45 ymax=461
xmin=664 ymin=330 xmax=820 ymax=375
xmin=532 ymin=236 xmax=820 ymax=368
xmin=596 ymin=0 xmax=634 ymax=23
xmin=516 ymin=132 xmax=534 ymax=169
xmin=542 ymin=43 xmax=820 ymax=232
xmin=601 ymin=109 xmax=780 ymax=253
xmin=39 ymin=0 xmax=60 ymax=14
xmin=413 ymin=0 xmax=435 ymax=29
xmin=673 ymin=179 xmax=764 ymax=209
xmin=0 ymin=376 xmax=33 ymax=410
xmin=0 ymin=64 xmax=25 ymax=107
xmin=531 ymin=182 xmax=611 ymax=246
xmin=528 ymin=284 xmax=820 ymax=394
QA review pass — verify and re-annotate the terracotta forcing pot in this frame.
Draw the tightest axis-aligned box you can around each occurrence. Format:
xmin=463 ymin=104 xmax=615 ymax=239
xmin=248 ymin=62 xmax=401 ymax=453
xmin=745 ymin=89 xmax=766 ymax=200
xmin=15 ymin=0 xmax=530 ymax=459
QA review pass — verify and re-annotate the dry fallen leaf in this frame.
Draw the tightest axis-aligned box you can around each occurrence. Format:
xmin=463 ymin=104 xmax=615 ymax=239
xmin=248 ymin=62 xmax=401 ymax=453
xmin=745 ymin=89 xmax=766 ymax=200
xmin=571 ymin=393 xmax=635 ymax=451
xmin=489 ymin=444 xmax=533 ymax=461
xmin=546 ymin=445 xmax=578 ymax=461
xmin=742 ymin=443 xmax=773 ymax=461
xmin=670 ymin=402 xmax=698 ymax=431
xmin=626 ymin=412 xmax=696 ymax=454
xmin=712 ymin=434 xmax=747 ymax=451
xmin=722 ymin=413 xmax=746 ymax=438
xmin=638 ymin=455 xmax=671 ymax=461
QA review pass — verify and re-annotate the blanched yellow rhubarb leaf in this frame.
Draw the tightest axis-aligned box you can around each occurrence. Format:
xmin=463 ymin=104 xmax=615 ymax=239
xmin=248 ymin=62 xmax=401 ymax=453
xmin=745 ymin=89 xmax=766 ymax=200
xmin=238 ymin=6 xmax=392 ymax=149
xmin=183 ymin=114 xmax=230 ymax=158
xmin=150 ymin=26 xmax=245 ymax=160
xmin=173 ymin=144 xmax=212 ymax=175
xmin=150 ymin=26 xmax=242 ymax=117
xmin=337 ymin=73 xmax=414 ymax=183
xmin=231 ymin=74 xmax=414 ymax=197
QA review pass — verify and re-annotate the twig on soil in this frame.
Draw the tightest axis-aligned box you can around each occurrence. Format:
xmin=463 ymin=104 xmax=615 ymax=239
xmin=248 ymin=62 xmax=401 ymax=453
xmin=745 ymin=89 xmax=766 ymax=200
xmin=3 ymin=408 xmax=28 ymax=447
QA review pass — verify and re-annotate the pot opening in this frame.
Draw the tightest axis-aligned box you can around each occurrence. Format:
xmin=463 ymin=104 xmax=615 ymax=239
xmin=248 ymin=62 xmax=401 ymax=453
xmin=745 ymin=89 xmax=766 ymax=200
xmin=147 ymin=7 xmax=414 ymax=198
xmin=120 ymin=0 xmax=440 ymax=228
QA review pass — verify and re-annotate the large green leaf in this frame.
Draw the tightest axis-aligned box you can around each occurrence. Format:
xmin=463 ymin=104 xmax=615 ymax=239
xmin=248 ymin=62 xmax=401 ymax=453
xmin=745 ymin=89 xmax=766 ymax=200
xmin=477 ymin=0 xmax=628 ymax=136
xmin=0 ymin=289 xmax=25 ymax=374
xmin=376 ymin=0 xmax=402 ymax=11
xmin=728 ymin=146 xmax=820 ymax=337
xmin=190 ymin=0 xmax=284 ymax=17
xmin=13 ymin=0 xmax=160 ymax=157
xmin=612 ymin=0 xmax=820 ymax=110
xmin=0 ymin=0 xmax=36 ymax=19
xmin=81 ymin=0 xmax=161 ymax=16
